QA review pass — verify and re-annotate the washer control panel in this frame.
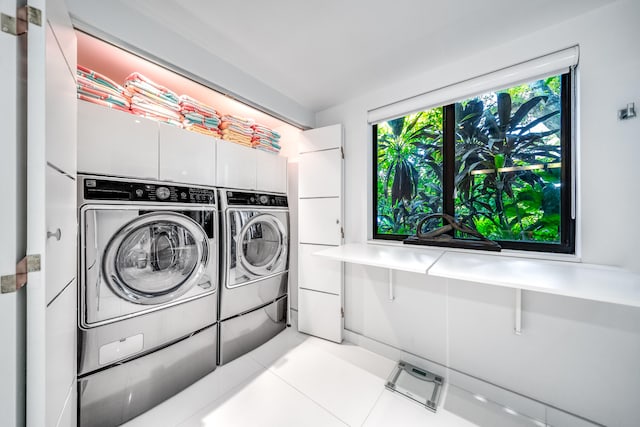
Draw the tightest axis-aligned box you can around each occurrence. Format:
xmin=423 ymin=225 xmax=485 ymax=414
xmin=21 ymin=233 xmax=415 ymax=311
xmin=226 ymin=191 xmax=288 ymax=207
xmin=83 ymin=177 xmax=215 ymax=204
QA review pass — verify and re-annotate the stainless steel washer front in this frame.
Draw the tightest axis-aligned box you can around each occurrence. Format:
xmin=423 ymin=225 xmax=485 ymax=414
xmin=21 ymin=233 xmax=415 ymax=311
xmin=80 ymin=205 xmax=217 ymax=328
xmin=77 ymin=175 xmax=219 ymax=393
xmin=219 ymin=190 xmax=289 ymax=320
xmin=218 ymin=189 xmax=289 ymax=365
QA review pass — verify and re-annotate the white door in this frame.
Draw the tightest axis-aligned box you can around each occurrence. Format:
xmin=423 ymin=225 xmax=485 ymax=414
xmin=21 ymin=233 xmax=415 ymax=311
xmin=297 ymin=124 xmax=344 ymax=343
xmin=0 ymin=0 xmax=26 ymax=425
xmin=26 ymin=0 xmax=78 ymax=426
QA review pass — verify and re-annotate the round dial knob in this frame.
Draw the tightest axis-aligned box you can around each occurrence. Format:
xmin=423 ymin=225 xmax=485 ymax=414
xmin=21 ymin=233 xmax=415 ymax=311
xmin=135 ymin=189 xmax=144 ymax=197
xmin=156 ymin=187 xmax=171 ymax=200
xmin=259 ymin=195 xmax=269 ymax=204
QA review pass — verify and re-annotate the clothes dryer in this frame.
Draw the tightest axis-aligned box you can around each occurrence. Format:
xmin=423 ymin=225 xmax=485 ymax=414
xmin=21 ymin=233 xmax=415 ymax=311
xmin=77 ymin=175 xmax=218 ymax=426
xmin=218 ymin=189 xmax=289 ymax=364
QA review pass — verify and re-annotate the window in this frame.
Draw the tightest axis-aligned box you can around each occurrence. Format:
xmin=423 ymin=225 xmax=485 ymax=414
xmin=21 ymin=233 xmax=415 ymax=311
xmin=373 ymin=72 xmax=574 ymax=253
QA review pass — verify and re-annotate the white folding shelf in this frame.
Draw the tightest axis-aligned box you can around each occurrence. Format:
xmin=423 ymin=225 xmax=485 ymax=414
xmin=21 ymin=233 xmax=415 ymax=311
xmin=314 ymin=243 xmax=640 ymax=333
xmin=314 ymin=243 xmax=443 ymax=275
xmin=429 ymin=251 xmax=640 ymax=308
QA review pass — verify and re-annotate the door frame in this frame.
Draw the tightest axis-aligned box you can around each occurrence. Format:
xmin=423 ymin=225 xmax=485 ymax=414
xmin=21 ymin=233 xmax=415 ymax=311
xmin=0 ymin=0 xmax=27 ymax=425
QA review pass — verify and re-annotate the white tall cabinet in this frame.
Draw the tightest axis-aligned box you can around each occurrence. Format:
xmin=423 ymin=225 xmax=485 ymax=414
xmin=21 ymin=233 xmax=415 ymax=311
xmin=26 ymin=0 xmax=78 ymax=426
xmin=297 ymin=124 xmax=344 ymax=342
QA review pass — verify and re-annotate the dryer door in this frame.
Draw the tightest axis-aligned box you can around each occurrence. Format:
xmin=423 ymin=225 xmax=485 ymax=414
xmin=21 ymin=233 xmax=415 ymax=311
xmin=229 ymin=211 xmax=287 ymax=286
xmin=103 ymin=212 xmax=210 ymax=305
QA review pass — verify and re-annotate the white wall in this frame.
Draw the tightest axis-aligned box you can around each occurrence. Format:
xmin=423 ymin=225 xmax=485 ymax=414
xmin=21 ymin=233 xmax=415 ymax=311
xmin=316 ymin=1 xmax=640 ymax=425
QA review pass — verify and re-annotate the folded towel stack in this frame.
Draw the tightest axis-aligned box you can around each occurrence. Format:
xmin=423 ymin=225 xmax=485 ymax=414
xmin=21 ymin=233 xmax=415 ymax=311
xmin=251 ymin=124 xmax=282 ymax=154
xmin=76 ymin=65 xmax=130 ymax=112
xmin=179 ymin=95 xmax=222 ymax=138
xmin=124 ymin=72 xmax=183 ymax=127
xmin=219 ymin=115 xmax=255 ymax=147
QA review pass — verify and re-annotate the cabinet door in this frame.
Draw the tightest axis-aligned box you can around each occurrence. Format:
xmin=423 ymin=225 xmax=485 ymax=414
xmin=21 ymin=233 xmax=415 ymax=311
xmin=298 ymin=288 xmax=342 ymax=342
xmin=45 ymin=167 xmax=76 ymax=304
xmin=45 ymin=279 xmax=76 ymax=427
xmin=45 ymin=18 xmax=76 ymax=176
xmin=256 ymin=151 xmax=287 ymax=193
xmin=216 ymin=141 xmax=257 ymax=190
xmin=298 ymin=198 xmax=342 ymax=245
xmin=158 ymin=123 xmax=216 ymax=186
xmin=77 ymin=101 xmax=158 ymax=179
xmin=299 ymin=149 xmax=341 ymax=198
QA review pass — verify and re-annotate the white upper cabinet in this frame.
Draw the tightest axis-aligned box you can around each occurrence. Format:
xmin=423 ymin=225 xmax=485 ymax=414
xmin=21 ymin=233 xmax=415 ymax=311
xmin=217 ymin=143 xmax=287 ymax=192
xmin=77 ymin=101 xmax=158 ymax=180
xmin=255 ymin=150 xmax=287 ymax=193
xmin=158 ymin=123 xmax=216 ymax=186
xmin=78 ymin=101 xmax=288 ymax=190
xmin=216 ymin=142 xmax=257 ymax=190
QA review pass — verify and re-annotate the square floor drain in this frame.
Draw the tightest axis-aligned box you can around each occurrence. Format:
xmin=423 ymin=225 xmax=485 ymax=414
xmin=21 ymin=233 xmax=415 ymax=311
xmin=385 ymin=361 xmax=444 ymax=412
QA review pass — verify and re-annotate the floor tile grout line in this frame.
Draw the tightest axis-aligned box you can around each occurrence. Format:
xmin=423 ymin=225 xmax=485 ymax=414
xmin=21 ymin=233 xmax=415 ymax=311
xmin=269 ymin=334 xmax=398 ymax=426
xmin=261 ymin=369 xmax=350 ymax=427
xmin=176 ymin=330 xmax=388 ymax=427
xmin=359 ymin=387 xmax=386 ymax=427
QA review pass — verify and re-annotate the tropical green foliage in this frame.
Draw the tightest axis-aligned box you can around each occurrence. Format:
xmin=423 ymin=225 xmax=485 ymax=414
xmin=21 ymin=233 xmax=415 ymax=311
xmin=376 ymin=109 xmax=443 ymax=234
xmin=376 ymin=75 xmax=564 ymax=243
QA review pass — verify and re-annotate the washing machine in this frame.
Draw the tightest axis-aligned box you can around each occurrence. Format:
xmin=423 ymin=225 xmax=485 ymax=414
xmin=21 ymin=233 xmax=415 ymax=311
xmin=77 ymin=175 xmax=218 ymax=427
xmin=218 ymin=189 xmax=289 ymax=364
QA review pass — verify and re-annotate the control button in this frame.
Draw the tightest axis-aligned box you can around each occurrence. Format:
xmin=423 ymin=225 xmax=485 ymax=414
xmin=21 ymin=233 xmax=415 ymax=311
xmin=259 ymin=195 xmax=269 ymax=204
xmin=135 ymin=189 xmax=144 ymax=197
xmin=271 ymin=198 xmax=275 ymax=204
xmin=85 ymin=179 xmax=96 ymax=188
xmin=156 ymin=186 xmax=171 ymax=200
xmin=250 ymin=197 xmax=255 ymax=203
xmin=181 ymin=192 xmax=187 ymax=199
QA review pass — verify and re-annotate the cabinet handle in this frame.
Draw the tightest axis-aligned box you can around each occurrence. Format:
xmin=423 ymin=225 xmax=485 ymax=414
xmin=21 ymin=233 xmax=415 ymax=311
xmin=47 ymin=228 xmax=61 ymax=241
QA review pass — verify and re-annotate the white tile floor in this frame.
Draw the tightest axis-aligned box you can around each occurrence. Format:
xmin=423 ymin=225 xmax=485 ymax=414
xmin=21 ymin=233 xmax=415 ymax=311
xmin=122 ymin=328 xmax=528 ymax=427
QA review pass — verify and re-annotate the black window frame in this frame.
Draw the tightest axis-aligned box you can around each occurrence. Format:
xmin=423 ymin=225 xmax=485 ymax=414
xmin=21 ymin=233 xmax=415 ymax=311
xmin=372 ymin=72 xmax=575 ymax=254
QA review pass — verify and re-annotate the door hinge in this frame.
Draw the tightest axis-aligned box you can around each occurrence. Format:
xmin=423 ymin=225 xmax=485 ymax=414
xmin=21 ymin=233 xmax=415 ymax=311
xmin=340 ymin=147 xmax=344 ymax=159
xmin=1 ymin=254 xmax=41 ymax=294
xmin=341 ymin=307 xmax=344 ymax=318
xmin=340 ymin=227 xmax=344 ymax=239
xmin=1 ymin=5 xmax=41 ymax=36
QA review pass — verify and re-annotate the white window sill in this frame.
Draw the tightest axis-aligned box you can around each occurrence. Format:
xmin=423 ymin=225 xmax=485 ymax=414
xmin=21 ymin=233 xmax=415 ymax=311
xmin=314 ymin=242 xmax=640 ymax=309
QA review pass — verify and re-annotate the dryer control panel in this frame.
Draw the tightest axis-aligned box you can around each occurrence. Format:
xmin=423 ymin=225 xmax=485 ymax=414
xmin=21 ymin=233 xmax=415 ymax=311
xmin=226 ymin=191 xmax=288 ymax=207
xmin=83 ymin=177 xmax=216 ymax=205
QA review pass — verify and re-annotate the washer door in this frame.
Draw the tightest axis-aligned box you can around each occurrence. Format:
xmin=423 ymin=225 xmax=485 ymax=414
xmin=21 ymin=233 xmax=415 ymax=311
xmin=237 ymin=213 xmax=287 ymax=278
xmin=103 ymin=212 xmax=209 ymax=305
